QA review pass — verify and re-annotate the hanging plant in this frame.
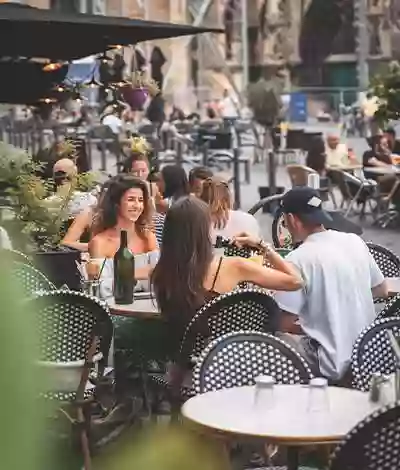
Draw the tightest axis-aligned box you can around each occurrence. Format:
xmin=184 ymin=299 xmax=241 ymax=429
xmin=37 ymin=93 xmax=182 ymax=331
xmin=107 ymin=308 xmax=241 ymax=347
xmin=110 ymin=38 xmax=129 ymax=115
xmin=121 ymin=71 xmax=159 ymax=110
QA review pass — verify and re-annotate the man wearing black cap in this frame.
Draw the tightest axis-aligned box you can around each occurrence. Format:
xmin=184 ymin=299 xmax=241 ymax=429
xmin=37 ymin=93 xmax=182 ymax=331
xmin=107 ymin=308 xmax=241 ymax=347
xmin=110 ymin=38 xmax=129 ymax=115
xmin=275 ymin=187 xmax=388 ymax=381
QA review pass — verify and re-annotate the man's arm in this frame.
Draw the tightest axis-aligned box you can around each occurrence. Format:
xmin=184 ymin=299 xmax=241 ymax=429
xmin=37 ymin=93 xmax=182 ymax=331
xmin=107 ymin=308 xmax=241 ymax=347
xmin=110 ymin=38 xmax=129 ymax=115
xmin=274 ymin=288 xmax=306 ymax=335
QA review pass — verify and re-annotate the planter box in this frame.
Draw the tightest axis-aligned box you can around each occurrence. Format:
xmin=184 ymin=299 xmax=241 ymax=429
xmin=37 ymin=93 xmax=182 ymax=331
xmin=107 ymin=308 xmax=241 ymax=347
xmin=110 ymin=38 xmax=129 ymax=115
xmin=34 ymin=248 xmax=82 ymax=291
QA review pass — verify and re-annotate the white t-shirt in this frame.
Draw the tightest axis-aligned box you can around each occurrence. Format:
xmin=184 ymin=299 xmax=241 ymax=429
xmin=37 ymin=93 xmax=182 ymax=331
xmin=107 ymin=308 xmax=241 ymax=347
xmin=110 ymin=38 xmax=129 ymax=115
xmin=274 ymin=230 xmax=384 ymax=380
xmin=102 ymin=114 xmax=122 ymax=134
xmin=221 ymin=96 xmax=239 ymax=118
xmin=325 ymin=143 xmax=349 ymax=168
xmin=211 ymin=210 xmax=260 ymax=243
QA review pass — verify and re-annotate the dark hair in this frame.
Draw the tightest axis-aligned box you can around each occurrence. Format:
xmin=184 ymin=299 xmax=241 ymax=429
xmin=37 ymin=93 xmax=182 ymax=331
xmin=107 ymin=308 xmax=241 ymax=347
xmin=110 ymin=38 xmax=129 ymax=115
xmin=151 ymin=196 xmax=213 ymax=324
xmin=385 ymin=127 xmax=396 ymax=137
xmin=306 ymin=137 xmax=326 ymax=174
xmin=94 ymin=175 xmax=151 ymax=238
xmin=121 ymin=151 xmax=149 ymax=174
xmin=189 ymin=166 xmax=213 ymax=185
xmin=161 ymin=165 xmax=190 ymax=199
xmin=206 ymin=107 xmax=217 ymax=119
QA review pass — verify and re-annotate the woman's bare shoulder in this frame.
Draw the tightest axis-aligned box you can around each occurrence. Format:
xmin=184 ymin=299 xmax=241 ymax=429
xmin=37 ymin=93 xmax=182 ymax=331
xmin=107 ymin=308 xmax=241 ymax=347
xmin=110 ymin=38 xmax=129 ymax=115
xmin=89 ymin=231 xmax=113 ymax=257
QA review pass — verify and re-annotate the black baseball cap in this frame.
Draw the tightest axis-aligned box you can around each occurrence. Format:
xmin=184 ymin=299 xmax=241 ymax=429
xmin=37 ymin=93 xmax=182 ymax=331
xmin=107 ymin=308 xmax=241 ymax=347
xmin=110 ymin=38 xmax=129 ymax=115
xmin=281 ymin=187 xmax=333 ymax=226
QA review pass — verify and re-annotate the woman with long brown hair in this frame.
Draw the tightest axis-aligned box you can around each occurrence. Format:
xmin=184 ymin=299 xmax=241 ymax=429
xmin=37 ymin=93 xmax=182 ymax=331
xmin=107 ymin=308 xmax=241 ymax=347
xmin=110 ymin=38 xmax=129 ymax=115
xmin=89 ymin=175 xmax=157 ymax=258
xmin=151 ymin=196 xmax=302 ymax=343
xmin=200 ymin=176 xmax=260 ymax=242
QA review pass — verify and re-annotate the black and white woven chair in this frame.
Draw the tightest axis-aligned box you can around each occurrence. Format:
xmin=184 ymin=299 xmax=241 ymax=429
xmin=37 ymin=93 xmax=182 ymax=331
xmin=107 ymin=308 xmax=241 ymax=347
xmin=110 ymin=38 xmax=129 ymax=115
xmin=180 ymin=288 xmax=279 ymax=361
xmin=366 ymin=242 xmax=400 ymax=279
xmin=29 ymin=290 xmax=113 ymax=401
xmin=11 ymin=260 xmax=55 ymax=297
xmin=329 ymin=402 xmax=400 ymax=470
xmin=377 ymin=294 xmax=400 ymax=319
xmin=150 ymin=289 xmax=279 ymax=416
xmin=193 ymin=331 xmax=312 ymax=394
xmin=351 ymin=317 xmax=400 ymax=391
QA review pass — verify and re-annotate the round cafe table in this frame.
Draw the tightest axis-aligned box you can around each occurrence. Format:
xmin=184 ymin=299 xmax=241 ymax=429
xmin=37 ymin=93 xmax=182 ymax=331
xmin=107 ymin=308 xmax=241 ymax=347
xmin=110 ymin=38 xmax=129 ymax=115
xmin=182 ymin=384 xmax=378 ymax=470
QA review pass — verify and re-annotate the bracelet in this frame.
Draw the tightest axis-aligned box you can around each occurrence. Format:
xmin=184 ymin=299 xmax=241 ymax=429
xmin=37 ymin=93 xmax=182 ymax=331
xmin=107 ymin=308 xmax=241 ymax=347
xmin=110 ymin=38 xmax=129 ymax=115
xmin=258 ymin=239 xmax=272 ymax=255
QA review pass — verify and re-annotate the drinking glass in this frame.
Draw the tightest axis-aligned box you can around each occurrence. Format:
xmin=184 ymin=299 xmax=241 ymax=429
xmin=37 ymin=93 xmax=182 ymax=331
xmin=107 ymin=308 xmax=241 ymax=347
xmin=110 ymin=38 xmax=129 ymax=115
xmin=86 ymin=258 xmax=104 ymax=280
xmin=82 ymin=279 xmax=102 ymax=298
xmin=254 ymin=375 xmax=275 ymax=410
xmin=307 ymin=378 xmax=329 ymax=413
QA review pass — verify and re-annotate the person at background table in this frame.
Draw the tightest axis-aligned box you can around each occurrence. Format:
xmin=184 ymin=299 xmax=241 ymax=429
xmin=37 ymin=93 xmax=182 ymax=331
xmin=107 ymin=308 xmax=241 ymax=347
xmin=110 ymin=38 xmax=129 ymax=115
xmin=46 ymin=158 xmax=97 ymax=218
xmin=200 ymin=176 xmax=260 ymax=242
xmin=274 ymin=187 xmax=388 ymax=382
xmin=188 ymin=166 xmax=213 ymax=198
xmin=156 ymin=165 xmax=190 ymax=213
xmin=151 ymin=196 xmax=303 ymax=370
xmin=120 ymin=136 xmax=162 ymax=210
xmin=384 ymin=127 xmax=400 ymax=155
xmin=363 ymin=134 xmax=400 ymax=210
xmin=325 ymin=133 xmax=358 ymax=168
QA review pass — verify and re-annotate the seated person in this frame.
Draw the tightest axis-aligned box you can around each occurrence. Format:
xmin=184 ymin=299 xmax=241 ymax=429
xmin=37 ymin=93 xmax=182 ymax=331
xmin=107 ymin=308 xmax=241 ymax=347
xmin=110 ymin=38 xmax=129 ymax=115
xmin=363 ymin=134 xmax=400 ymax=208
xmin=200 ymin=176 xmax=260 ymax=242
xmin=88 ymin=176 xmax=158 ymax=296
xmin=151 ymin=196 xmax=303 ymax=382
xmin=325 ymin=133 xmax=357 ymax=168
xmin=274 ymin=187 xmax=388 ymax=381
xmin=384 ymin=127 xmax=400 ymax=155
xmin=188 ymin=166 xmax=213 ymax=198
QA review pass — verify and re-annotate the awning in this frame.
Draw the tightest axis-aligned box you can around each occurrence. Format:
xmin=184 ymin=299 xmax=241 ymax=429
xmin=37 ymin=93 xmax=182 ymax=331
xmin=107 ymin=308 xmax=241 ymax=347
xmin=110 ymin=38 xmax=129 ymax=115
xmin=0 ymin=3 xmax=223 ymax=61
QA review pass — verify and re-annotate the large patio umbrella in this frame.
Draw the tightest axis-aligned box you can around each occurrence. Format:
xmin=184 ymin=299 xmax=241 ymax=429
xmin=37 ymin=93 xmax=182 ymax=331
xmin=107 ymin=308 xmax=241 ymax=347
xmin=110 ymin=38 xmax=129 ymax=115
xmin=0 ymin=3 xmax=222 ymax=61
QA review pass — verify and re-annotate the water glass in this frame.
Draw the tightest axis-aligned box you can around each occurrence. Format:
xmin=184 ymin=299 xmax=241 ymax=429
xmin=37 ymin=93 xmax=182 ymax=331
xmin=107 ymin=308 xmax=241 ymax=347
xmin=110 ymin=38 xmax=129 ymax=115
xmin=82 ymin=279 xmax=102 ymax=299
xmin=307 ymin=377 xmax=329 ymax=413
xmin=254 ymin=375 xmax=275 ymax=410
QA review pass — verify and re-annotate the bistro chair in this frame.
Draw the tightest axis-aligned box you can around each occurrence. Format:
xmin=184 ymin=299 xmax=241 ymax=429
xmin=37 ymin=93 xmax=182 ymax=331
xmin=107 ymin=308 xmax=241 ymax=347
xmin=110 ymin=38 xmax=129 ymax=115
xmin=366 ymin=242 xmax=400 ymax=278
xmin=11 ymin=260 xmax=55 ymax=297
xmin=329 ymin=402 xmax=400 ymax=470
xmin=150 ymin=289 xmax=278 ymax=417
xmin=193 ymin=331 xmax=312 ymax=394
xmin=180 ymin=287 xmax=279 ymax=360
xmin=29 ymin=290 xmax=113 ymax=468
xmin=351 ymin=317 xmax=400 ymax=391
xmin=377 ymin=294 xmax=400 ymax=319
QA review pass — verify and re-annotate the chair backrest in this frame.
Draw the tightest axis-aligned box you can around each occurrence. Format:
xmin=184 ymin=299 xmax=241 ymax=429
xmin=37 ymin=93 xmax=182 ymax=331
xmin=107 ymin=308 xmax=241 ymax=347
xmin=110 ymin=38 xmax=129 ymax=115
xmin=377 ymin=294 xmax=400 ymax=319
xmin=193 ymin=331 xmax=312 ymax=393
xmin=329 ymin=402 xmax=400 ymax=470
xmin=179 ymin=288 xmax=279 ymax=359
xmin=351 ymin=317 xmax=400 ymax=391
xmin=286 ymin=164 xmax=316 ymax=187
xmin=28 ymin=290 xmax=113 ymax=367
xmin=366 ymin=242 xmax=400 ymax=278
xmin=11 ymin=260 xmax=55 ymax=297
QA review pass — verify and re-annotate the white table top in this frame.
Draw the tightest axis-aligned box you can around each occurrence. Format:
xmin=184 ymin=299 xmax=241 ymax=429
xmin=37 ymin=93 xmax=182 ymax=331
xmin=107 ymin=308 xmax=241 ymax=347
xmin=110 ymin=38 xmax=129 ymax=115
xmin=182 ymin=385 xmax=378 ymax=445
xmin=107 ymin=296 xmax=160 ymax=319
xmin=364 ymin=165 xmax=400 ymax=176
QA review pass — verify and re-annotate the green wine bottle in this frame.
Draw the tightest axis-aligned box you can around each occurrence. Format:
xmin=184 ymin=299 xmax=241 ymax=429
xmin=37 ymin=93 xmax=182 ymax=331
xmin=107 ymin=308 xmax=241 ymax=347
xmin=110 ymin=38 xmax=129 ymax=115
xmin=113 ymin=230 xmax=135 ymax=305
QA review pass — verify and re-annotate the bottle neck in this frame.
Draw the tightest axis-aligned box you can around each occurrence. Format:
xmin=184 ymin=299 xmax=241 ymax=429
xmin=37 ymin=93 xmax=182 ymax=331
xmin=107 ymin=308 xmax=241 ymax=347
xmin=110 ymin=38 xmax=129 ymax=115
xmin=120 ymin=229 xmax=128 ymax=249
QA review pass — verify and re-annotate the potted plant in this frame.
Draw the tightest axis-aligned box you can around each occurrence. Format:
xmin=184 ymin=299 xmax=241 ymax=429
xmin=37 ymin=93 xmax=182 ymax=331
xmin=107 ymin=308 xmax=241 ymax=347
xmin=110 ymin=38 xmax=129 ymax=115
xmin=0 ymin=141 xmax=97 ymax=289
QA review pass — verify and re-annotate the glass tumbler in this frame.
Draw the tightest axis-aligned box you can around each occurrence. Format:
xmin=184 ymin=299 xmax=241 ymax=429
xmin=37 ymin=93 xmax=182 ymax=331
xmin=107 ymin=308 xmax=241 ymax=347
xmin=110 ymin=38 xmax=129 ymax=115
xmin=307 ymin=377 xmax=329 ymax=413
xmin=254 ymin=375 xmax=275 ymax=410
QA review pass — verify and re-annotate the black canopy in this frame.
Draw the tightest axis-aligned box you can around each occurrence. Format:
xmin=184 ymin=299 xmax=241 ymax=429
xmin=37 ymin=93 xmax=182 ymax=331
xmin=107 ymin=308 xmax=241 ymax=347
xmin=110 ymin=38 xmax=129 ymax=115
xmin=0 ymin=3 xmax=222 ymax=61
